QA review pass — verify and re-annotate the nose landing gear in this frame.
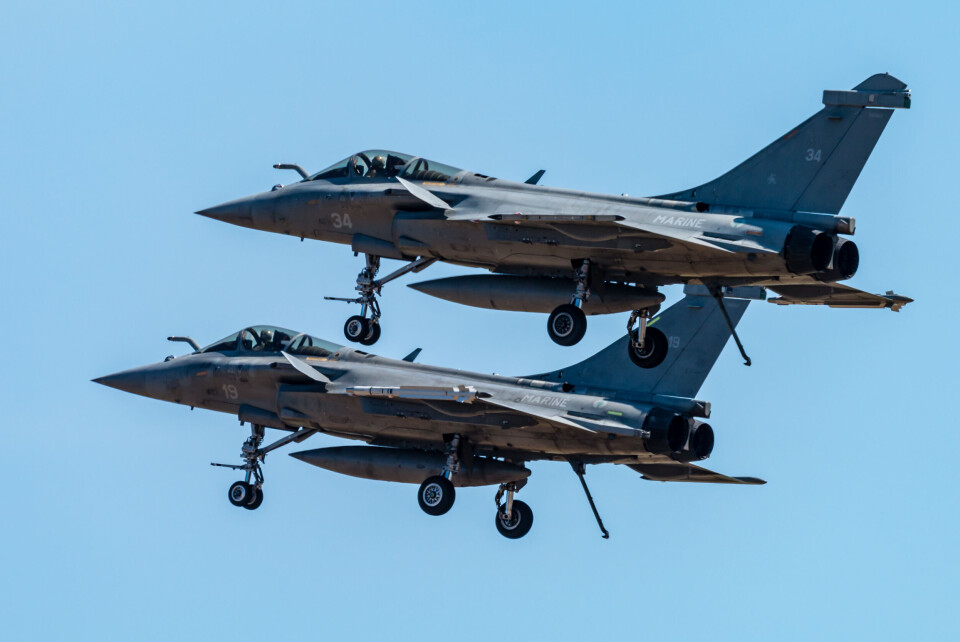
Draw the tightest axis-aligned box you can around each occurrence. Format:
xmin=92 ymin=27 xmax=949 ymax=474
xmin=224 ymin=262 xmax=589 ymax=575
xmin=327 ymin=254 xmax=436 ymax=347
xmin=212 ymin=423 xmax=317 ymax=511
xmin=228 ymin=480 xmax=263 ymax=510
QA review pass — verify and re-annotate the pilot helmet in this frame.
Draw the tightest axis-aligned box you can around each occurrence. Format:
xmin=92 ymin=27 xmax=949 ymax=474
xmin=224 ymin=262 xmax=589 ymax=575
xmin=371 ymin=155 xmax=386 ymax=168
xmin=259 ymin=329 xmax=274 ymax=345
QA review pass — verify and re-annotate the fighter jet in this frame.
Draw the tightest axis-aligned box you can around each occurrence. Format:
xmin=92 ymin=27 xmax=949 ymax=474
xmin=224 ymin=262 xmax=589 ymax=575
xmin=197 ymin=73 xmax=912 ymax=368
xmin=94 ymin=286 xmax=765 ymax=539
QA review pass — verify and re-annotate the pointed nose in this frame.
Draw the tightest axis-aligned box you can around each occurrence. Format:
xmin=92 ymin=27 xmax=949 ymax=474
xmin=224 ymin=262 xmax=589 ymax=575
xmin=93 ymin=367 xmax=152 ymax=397
xmin=195 ymin=195 xmax=256 ymax=225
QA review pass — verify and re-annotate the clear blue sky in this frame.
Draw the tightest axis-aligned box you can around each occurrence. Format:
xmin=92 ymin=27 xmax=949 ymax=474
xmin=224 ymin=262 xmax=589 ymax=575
xmin=2 ymin=1 xmax=957 ymax=639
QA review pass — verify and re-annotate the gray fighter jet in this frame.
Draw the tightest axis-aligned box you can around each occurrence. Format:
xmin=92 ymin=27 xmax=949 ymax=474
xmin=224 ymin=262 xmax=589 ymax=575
xmin=197 ymin=73 xmax=912 ymax=367
xmin=94 ymin=286 xmax=764 ymax=539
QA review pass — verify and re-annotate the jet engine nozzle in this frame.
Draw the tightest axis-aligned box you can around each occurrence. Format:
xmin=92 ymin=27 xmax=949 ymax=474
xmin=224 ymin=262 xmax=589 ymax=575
xmin=643 ymin=408 xmax=690 ymax=454
xmin=783 ymin=226 xmax=835 ymax=275
xmin=816 ymin=237 xmax=860 ymax=282
xmin=673 ymin=421 xmax=715 ymax=462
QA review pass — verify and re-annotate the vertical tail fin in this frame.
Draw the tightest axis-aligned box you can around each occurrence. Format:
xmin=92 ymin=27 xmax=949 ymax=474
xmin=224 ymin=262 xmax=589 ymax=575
xmin=656 ymin=73 xmax=910 ymax=214
xmin=532 ymin=286 xmax=764 ymax=398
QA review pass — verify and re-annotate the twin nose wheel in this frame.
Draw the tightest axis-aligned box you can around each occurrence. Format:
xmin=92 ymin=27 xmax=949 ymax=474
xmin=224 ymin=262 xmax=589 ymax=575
xmin=228 ymin=481 xmax=263 ymax=510
xmin=343 ymin=315 xmax=381 ymax=346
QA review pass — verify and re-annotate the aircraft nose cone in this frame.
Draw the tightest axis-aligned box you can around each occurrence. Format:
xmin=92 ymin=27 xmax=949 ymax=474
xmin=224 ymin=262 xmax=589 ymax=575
xmin=195 ymin=196 xmax=255 ymax=225
xmin=93 ymin=367 xmax=151 ymax=397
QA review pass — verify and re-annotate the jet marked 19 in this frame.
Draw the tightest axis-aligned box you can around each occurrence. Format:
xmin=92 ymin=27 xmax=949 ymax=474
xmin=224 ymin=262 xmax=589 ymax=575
xmin=95 ymin=287 xmax=764 ymax=539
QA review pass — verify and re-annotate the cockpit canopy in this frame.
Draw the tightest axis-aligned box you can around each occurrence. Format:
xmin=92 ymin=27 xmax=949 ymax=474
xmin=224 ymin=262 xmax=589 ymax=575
xmin=201 ymin=325 xmax=342 ymax=357
xmin=309 ymin=150 xmax=468 ymax=183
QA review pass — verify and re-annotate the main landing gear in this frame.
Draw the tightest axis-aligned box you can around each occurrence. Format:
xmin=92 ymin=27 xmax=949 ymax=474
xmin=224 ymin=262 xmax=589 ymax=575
xmin=546 ymin=261 xmax=665 ymax=370
xmin=626 ymin=307 xmax=667 ymax=369
xmin=416 ymin=435 xmax=534 ymax=539
xmin=417 ymin=434 xmax=460 ymax=516
xmin=494 ymin=480 xmax=533 ymax=539
xmin=212 ymin=423 xmax=317 ymax=511
xmin=327 ymin=254 xmax=436 ymax=346
xmin=547 ymin=259 xmax=590 ymax=346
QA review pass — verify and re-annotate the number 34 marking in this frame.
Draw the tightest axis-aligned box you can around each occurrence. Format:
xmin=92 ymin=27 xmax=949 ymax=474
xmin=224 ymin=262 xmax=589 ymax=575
xmin=331 ymin=212 xmax=353 ymax=229
xmin=805 ymin=148 xmax=822 ymax=162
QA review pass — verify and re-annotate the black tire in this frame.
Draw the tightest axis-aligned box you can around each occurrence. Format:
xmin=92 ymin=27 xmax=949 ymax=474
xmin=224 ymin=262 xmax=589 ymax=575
xmin=547 ymin=304 xmax=587 ymax=346
xmin=243 ymin=486 xmax=263 ymax=510
xmin=418 ymin=475 xmax=456 ymax=516
xmin=358 ymin=320 xmax=381 ymax=346
xmin=495 ymin=500 xmax=534 ymax=539
xmin=628 ymin=326 xmax=668 ymax=369
xmin=344 ymin=316 xmax=369 ymax=343
xmin=228 ymin=481 xmax=251 ymax=507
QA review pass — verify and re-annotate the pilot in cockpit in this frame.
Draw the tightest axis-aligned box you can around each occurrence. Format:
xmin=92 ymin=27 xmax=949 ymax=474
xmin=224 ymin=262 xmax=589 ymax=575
xmin=365 ymin=155 xmax=388 ymax=178
xmin=255 ymin=329 xmax=274 ymax=351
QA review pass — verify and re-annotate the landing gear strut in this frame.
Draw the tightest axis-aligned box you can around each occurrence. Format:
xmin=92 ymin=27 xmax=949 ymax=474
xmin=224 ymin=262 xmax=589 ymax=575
xmin=548 ymin=259 xmax=590 ymax=346
xmin=327 ymin=254 xmax=436 ymax=346
xmin=627 ymin=307 xmax=668 ymax=369
xmin=212 ymin=423 xmax=317 ymax=511
xmin=418 ymin=434 xmax=460 ymax=516
xmin=494 ymin=479 xmax=533 ymax=539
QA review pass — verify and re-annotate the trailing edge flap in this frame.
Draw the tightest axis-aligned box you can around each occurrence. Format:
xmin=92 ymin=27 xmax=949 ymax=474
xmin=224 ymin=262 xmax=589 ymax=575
xmin=479 ymin=397 xmax=600 ymax=434
xmin=281 ymin=352 xmax=332 ymax=383
xmin=395 ymin=176 xmax=453 ymax=210
xmin=767 ymin=283 xmax=912 ymax=311
xmin=626 ymin=462 xmax=766 ymax=485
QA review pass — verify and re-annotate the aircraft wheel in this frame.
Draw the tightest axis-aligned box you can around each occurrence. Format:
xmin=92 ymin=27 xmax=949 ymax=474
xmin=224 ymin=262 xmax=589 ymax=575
xmin=243 ymin=486 xmax=263 ymax=510
xmin=343 ymin=316 xmax=370 ymax=343
xmin=547 ymin=304 xmax=587 ymax=346
xmin=228 ymin=481 xmax=252 ymax=507
xmin=418 ymin=475 xmax=455 ymax=516
xmin=495 ymin=500 xmax=534 ymax=539
xmin=628 ymin=326 xmax=668 ymax=369
xmin=358 ymin=321 xmax=381 ymax=346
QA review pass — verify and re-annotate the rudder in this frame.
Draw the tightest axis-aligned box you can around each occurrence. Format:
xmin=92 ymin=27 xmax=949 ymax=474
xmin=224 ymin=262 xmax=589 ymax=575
xmin=656 ymin=73 xmax=910 ymax=215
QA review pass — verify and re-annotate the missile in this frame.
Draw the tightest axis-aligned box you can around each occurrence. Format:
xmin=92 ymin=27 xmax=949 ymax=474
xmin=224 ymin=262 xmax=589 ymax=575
xmin=409 ymin=275 xmax=664 ymax=314
xmin=345 ymin=385 xmax=479 ymax=403
xmin=290 ymin=445 xmax=531 ymax=487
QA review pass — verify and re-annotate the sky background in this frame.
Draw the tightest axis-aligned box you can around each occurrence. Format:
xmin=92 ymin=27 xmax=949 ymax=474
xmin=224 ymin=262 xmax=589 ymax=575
xmin=2 ymin=1 xmax=958 ymax=639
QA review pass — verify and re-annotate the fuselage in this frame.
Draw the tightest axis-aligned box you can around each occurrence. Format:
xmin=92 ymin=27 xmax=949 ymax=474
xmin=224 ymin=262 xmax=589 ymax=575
xmin=96 ymin=335 xmax=696 ymax=463
xmin=200 ymin=158 xmax=854 ymax=287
